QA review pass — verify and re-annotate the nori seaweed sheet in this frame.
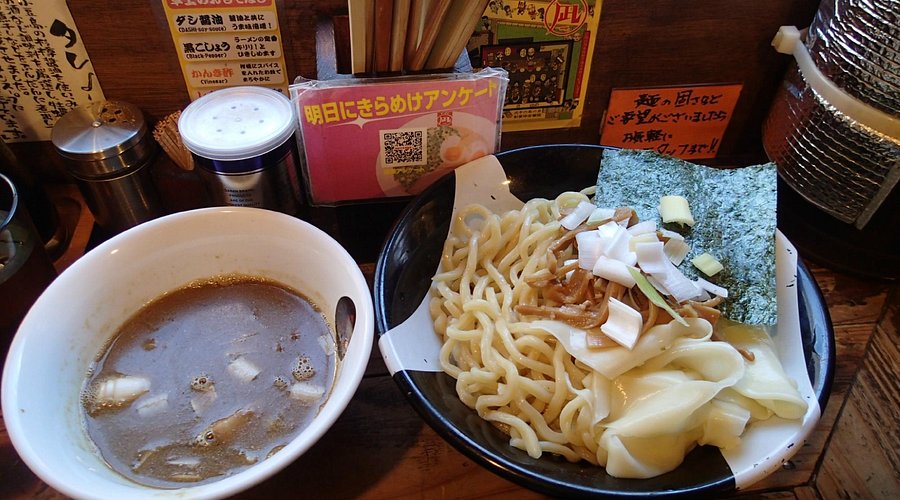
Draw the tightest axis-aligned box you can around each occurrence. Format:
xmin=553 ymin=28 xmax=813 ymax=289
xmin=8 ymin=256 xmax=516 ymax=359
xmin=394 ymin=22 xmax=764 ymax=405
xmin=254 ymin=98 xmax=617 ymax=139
xmin=595 ymin=149 xmax=777 ymax=325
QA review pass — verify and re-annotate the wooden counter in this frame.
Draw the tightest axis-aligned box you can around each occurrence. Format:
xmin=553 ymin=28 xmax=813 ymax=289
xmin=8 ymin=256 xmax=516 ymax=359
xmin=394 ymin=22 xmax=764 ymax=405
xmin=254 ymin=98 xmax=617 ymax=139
xmin=1 ymin=185 xmax=896 ymax=499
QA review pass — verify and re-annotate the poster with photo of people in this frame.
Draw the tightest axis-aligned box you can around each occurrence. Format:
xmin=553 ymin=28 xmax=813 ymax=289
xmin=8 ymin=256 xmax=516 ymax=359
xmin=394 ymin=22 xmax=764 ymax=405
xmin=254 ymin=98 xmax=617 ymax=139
xmin=467 ymin=0 xmax=601 ymax=131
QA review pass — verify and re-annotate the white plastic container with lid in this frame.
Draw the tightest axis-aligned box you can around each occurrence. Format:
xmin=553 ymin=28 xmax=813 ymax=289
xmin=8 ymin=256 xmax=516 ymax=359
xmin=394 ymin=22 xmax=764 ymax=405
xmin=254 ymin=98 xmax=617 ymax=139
xmin=178 ymin=86 xmax=302 ymax=214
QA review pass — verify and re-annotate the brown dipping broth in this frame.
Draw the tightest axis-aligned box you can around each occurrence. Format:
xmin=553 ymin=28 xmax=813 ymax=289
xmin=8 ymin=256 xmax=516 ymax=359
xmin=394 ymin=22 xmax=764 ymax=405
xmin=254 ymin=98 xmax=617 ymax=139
xmin=81 ymin=275 xmax=335 ymax=488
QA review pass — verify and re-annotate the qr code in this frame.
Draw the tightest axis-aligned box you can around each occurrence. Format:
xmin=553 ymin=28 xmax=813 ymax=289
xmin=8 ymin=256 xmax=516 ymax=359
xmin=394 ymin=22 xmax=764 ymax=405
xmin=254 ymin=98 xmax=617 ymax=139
xmin=380 ymin=127 xmax=427 ymax=167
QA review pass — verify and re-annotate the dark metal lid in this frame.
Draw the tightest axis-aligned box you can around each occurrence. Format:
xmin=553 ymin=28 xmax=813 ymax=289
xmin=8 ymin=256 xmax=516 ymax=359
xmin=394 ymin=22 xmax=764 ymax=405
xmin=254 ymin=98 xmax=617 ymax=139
xmin=51 ymin=100 xmax=155 ymax=177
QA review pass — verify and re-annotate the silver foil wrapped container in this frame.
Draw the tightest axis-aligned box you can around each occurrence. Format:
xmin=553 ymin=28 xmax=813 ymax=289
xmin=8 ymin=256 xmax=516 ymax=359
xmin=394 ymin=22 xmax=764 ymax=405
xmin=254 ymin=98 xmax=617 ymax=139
xmin=806 ymin=0 xmax=899 ymax=115
xmin=764 ymin=65 xmax=899 ymax=227
xmin=763 ymin=0 xmax=899 ymax=229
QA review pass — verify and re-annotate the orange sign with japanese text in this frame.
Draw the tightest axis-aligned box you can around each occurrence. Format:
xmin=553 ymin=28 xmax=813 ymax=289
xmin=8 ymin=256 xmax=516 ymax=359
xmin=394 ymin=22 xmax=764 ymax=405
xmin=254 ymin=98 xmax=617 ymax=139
xmin=599 ymin=84 xmax=743 ymax=160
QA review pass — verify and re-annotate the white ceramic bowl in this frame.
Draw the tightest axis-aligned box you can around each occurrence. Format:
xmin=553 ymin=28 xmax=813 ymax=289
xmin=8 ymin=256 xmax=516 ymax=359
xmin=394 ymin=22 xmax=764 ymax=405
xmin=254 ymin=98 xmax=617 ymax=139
xmin=1 ymin=207 xmax=374 ymax=499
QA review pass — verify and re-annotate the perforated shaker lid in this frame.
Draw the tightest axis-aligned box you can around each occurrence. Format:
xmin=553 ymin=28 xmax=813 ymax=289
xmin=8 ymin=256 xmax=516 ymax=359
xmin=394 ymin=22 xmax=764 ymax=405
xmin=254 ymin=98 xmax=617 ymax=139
xmin=178 ymin=87 xmax=297 ymax=162
xmin=51 ymin=100 xmax=153 ymax=177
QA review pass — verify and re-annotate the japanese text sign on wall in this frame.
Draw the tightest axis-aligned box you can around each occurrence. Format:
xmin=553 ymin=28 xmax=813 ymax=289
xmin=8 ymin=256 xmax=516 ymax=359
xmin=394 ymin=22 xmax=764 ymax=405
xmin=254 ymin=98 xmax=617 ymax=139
xmin=0 ymin=0 xmax=104 ymax=142
xmin=599 ymin=84 xmax=743 ymax=160
xmin=161 ymin=0 xmax=289 ymax=99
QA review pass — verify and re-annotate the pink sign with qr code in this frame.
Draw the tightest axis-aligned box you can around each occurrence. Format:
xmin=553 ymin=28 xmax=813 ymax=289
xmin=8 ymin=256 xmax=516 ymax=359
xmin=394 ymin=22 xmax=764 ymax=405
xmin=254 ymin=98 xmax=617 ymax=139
xmin=289 ymin=68 xmax=508 ymax=205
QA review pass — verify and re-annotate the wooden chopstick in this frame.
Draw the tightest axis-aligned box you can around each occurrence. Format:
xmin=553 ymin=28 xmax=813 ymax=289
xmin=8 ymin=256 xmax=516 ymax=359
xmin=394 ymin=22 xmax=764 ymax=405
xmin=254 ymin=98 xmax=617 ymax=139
xmin=404 ymin=0 xmax=425 ymax=69
xmin=350 ymin=0 xmax=485 ymax=75
xmin=389 ymin=0 xmax=411 ymax=72
xmin=373 ymin=0 xmax=393 ymax=73
xmin=442 ymin=0 xmax=489 ymax=69
xmin=425 ymin=0 xmax=487 ymax=70
xmin=364 ymin=0 xmax=375 ymax=73
xmin=348 ymin=0 xmax=368 ymax=74
xmin=407 ymin=0 xmax=452 ymax=71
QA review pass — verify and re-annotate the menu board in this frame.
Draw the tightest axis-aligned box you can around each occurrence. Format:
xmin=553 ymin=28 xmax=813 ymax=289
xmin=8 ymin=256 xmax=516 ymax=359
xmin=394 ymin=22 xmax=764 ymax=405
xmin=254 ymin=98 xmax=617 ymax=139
xmin=600 ymin=84 xmax=743 ymax=160
xmin=0 ymin=0 xmax=104 ymax=142
xmin=161 ymin=0 xmax=289 ymax=99
xmin=467 ymin=0 xmax=601 ymax=131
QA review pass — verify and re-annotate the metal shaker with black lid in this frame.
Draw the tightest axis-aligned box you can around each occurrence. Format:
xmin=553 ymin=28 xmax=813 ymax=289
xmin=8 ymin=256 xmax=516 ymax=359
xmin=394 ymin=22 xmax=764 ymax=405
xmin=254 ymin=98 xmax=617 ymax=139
xmin=51 ymin=100 xmax=165 ymax=234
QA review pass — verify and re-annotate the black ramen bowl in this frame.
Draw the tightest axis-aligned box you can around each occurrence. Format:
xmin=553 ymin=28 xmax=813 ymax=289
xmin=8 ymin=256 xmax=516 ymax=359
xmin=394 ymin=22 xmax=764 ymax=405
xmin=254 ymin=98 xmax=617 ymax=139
xmin=374 ymin=144 xmax=835 ymax=498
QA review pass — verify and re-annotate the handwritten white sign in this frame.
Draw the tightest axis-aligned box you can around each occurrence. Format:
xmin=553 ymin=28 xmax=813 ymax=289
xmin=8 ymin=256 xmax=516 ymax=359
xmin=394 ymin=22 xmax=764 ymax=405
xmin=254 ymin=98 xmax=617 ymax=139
xmin=0 ymin=0 xmax=104 ymax=142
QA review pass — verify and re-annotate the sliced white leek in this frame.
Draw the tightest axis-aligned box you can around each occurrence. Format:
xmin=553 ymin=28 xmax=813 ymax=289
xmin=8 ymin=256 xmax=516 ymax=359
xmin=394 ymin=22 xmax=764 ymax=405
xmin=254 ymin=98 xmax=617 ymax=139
xmin=596 ymin=220 xmax=620 ymax=239
xmin=654 ymin=261 xmax=703 ymax=303
xmin=663 ymin=237 xmax=691 ymax=265
xmin=136 ymin=393 xmax=169 ymax=418
xmin=600 ymin=297 xmax=643 ymax=349
xmin=597 ymin=221 xmax=636 ymax=266
xmin=93 ymin=375 xmax=151 ymax=407
xmin=635 ymin=241 xmax=669 ymax=275
xmin=576 ymin=230 xmax=602 ymax=270
xmin=628 ymin=232 xmax=659 ymax=252
xmin=627 ymin=220 xmax=657 ymax=235
xmin=227 ymin=356 xmax=261 ymax=383
xmin=646 ymin=273 xmax=670 ymax=297
xmin=630 ymin=268 xmax=688 ymax=327
xmin=561 ymin=201 xmax=596 ymax=230
xmin=592 ymin=256 xmax=637 ymax=288
xmin=290 ymin=382 xmax=325 ymax=403
xmin=190 ymin=386 xmax=218 ymax=416
xmin=658 ymin=228 xmax=684 ymax=241
xmin=587 ymin=207 xmax=616 ymax=226
xmin=692 ymin=252 xmax=724 ymax=276
xmin=658 ymin=195 xmax=695 ymax=227
xmin=696 ymin=276 xmax=729 ymax=298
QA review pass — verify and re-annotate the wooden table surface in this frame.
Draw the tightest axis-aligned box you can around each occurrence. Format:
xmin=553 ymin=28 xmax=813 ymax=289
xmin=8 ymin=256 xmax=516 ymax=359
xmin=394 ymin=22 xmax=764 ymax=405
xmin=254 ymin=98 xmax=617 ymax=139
xmin=1 ymin=185 xmax=897 ymax=499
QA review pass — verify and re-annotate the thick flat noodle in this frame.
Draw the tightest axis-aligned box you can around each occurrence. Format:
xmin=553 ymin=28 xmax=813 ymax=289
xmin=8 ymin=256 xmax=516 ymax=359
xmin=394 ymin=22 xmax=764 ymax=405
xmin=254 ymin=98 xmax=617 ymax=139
xmin=597 ymin=336 xmax=746 ymax=478
xmin=715 ymin=388 xmax=773 ymax=421
xmin=566 ymin=371 xmax=613 ymax=425
xmin=601 ymin=431 xmax=700 ymax=479
xmin=701 ymin=399 xmax=752 ymax=449
xmin=603 ymin=340 xmax=745 ymax=437
xmin=528 ymin=318 xmax=712 ymax=379
xmin=589 ymin=372 xmax=612 ymax=424
xmin=718 ymin=322 xmax=808 ymax=419
xmin=605 ymin=369 xmax=699 ymax=430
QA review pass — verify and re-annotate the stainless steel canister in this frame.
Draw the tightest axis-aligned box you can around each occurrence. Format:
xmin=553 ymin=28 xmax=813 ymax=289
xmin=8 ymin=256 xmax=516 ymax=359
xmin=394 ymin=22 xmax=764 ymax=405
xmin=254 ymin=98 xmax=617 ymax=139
xmin=51 ymin=101 xmax=165 ymax=234
xmin=177 ymin=87 xmax=302 ymax=215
